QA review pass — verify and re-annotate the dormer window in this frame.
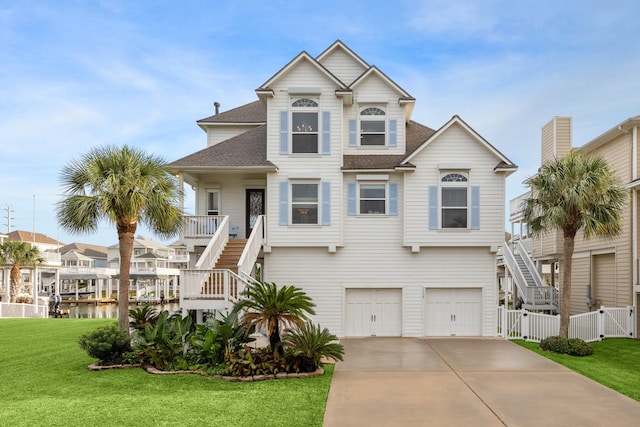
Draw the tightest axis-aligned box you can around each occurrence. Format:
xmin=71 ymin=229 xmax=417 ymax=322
xmin=360 ymin=107 xmax=386 ymax=146
xmin=291 ymin=98 xmax=318 ymax=153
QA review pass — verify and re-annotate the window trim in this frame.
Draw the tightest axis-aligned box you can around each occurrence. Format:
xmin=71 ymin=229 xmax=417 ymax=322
xmin=291 ymin=98 xmax=319 ymax=154
xmin=440 ymin=172 xmax=469 ymax=229
xmin=358 ymin=182 xmax=387 ymax=215
xmin=206 ymin=189 xmax=220 ymax=216
xmin=359 ymin=106 xmax=387 ymax=147
xmin=290 ymin=181 xmax=320 ymax=225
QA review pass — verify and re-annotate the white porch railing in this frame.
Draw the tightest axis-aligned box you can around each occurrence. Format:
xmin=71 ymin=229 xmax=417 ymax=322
xmin=497 ymin=306 xmax=636 ymax=343
xmin=238 ymin=215 xmax=264 ymax=276
xmin=0 ymin=302 xmax=48 ymax=318
xmin=180 ymin=269 xmax=247 ymax=306
xmin=509 ymin=191 xmax=530 ymax=222
xmin=184 ymin=215 xmax=225 ymax=238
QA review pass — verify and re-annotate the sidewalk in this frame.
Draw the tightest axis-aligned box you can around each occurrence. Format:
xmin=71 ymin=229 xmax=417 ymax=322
xmin=323 ymin=338 xmax=640 ymax=427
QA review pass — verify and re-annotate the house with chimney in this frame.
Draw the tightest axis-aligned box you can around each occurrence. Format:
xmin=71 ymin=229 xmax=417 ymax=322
xmin=170 ymin=41 xmax=517 ymax=337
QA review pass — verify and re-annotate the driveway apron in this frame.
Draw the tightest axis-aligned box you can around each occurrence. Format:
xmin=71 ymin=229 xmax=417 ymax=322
xmin=323 ymin=337 xmax=640 ymax=427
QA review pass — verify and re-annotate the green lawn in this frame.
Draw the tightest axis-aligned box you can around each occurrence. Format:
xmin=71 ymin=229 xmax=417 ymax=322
xmin=515 ymin=338 xmax=640 ymax=402
xmin=0 ymin=319 xmax=333 ymax=427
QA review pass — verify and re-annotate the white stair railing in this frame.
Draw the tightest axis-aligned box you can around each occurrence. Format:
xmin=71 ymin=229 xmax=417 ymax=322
xmin=237 ymin=215 xmax=265 ymax=277
xmin=194 ymin=216 xmax=230 ymax=270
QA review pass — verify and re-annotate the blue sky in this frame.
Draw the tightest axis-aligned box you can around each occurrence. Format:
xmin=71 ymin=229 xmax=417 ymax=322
xmin=1 ymin=0 xmax=639 ymax=247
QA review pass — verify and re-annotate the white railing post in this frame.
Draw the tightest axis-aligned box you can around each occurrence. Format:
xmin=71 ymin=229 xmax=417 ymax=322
xmin=522 ymin=310 xmax=530 ymax=341
xmin=629 ymin=306 xmax=636 ymax=338
xmin=597 ymin=306 xmax=605 ymax=341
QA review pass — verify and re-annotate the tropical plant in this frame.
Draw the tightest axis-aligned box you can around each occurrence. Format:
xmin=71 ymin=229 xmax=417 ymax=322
xmin=234 ymin=281 xmax=316 ymax=357
xmin=284 ymin=322 xmax=344 ymax=371
xmin=131 ymin=310 xmax=193 ymax=370
xmin=57 ymin=145 xmax=184 ymax=332
xmin=0 ymin=241 xmax=44 ymax=303
xmin=128 ymin=305 xmax=159 ymax=333
xmin=524 ymin=149 xmax=626 ymax=337
xmin=190 ymin=310 xmax=255 ymax=366
xmin=77 ymin=324 xmax=132 ymax=365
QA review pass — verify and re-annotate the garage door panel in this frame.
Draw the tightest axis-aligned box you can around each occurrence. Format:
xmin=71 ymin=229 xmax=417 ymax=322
xmin=424 ymin=288 xmax=482 ymax=337
xmin=346 ymin=289 xmax=402 ymax=337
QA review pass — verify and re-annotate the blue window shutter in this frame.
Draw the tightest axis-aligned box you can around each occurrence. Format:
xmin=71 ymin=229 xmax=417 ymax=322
xmin=322 ymin=111 xmax=331 ymax=155
xmin=471 ymin=186 xmax=480 ymax=230
xmin=388 ymin=119 xmax=397 ymax=147
xmin=349 ymin=119 xmax=357 ymax=147
xmin=428 ymin=186 xmax=438 ymax=230
xmin=279 ymin=111 xmax=288 ymax=154
xmin=347 ymin=182 xmax=357 ymax=216
xmin=279 ymin=181 xmax=289 ymax=225
xmin=321 ymin=181 xmax=331 ymax=225
xmin=389 ymin=183 xmax=398 ymax=216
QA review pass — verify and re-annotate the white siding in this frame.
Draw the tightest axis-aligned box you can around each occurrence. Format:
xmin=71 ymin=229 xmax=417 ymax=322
xmin=263 ymin=246 xmax=497 ymax=337
xmin=206 ymin=125 xmax=259 ymax=147
xmin=404 ymin=123 xmax=505 ymax=247
xmin=264 ymin=59 xmax=344 ymax=247
xmin=316 ymin=48 xmax=368 ymax=85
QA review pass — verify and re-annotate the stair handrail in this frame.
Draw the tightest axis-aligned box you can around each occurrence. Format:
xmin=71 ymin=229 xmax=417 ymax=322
xmin=515 ymin=240 xmax=544 ymax=287
xmin=502 ymin=242 xmax=530 ymax=302
xmin=194 ymin=216 xmax=230 ymax=270
xmin=237 ymin=215 xmax=265 ymax=277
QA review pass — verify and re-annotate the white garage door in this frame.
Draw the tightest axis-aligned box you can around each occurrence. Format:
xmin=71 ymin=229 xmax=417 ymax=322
xmin=424 ymin=288 xmax=482 ymax=336
xmin=345 ymin=288 xmax=402 ymax=337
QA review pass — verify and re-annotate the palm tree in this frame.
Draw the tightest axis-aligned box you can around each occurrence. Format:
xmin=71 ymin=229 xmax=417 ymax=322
xmin=0 ymin=241 xmax=44 ymax=303
xmin=57 ymin=145 xmax=183 ymax=332
xmin=523 ymin=149 xmax=626 ymax=337
xmin=234 ymin=280 xmax=316 ymax=357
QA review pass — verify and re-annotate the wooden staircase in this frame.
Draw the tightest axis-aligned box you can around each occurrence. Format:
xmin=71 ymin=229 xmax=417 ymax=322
xmin=214 ymin=239 xmax=247 ymax=273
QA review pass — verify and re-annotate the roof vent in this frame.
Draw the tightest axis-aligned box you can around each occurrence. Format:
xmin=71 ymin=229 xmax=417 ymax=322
xmin=214 ymin=102 xmax=221 ymax=115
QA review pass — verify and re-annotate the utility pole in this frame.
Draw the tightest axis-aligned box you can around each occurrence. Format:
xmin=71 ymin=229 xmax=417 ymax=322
xmin=3 ymin=205 xmax=13 ymax=234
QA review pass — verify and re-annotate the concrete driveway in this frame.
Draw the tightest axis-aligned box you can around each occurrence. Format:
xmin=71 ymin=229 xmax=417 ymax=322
xmin=323 ymin=338 xmax=640 ymax=427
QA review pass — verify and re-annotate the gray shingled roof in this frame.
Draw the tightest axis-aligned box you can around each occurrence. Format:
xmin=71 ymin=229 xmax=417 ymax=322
xmin=197 ymin=100 xmax=266 ymax=124
xmin=342 ymin=121 xmax=436 ymax=170
xmin=169 ymin=125 xmax=276 ymax=168
xmin=178 ymin=101 xmax=439 ymax=171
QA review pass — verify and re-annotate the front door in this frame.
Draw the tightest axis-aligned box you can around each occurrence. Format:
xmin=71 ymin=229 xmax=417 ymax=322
xmin=246 ymin=189 xmax=265 ymax=238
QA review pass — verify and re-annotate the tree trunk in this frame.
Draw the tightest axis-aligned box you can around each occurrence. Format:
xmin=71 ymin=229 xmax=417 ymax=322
xmin=10 ymin=263 xmax=20 ymax=303
xmin=117 ymin=223 xmax=137 ymax=333
xmin=270 ymin=318 xmax=282 ymax=358
xmin=560 ymin=233 xmax=575 ymax=338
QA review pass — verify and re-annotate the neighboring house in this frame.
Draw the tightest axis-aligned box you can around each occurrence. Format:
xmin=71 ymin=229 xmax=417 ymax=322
xmin=170 ymin=41 xmax=517 ymax=337
xmin=1 ymin=230 xmax=63 ymax=302
xmin=57 ymin=243 xmax=114 ymax=300
xmin=511 ymin=116 xmax=640 ymax=331
xmin=107 ymin=236 xmax=180 ymax=302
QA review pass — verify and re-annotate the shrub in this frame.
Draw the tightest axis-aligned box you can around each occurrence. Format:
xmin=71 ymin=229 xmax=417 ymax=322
xmin=566 ymin=338 xmax=593 ymax=356
xmin=131 ymin=311 xmax=193 ymax=370
xmin=283 ymin=322 xmax=344 ymax=371
xmin=540 ymin=336 xmax=592 ymax=356
xmin=78 ymin=324 xmax=132 ymax=365
xmin=129 ymin=305 xmax=159 ymax=333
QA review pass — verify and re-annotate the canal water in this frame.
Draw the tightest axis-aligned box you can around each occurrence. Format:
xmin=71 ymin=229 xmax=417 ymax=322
xmin=58 ymin=302 xmax=181 ymax=319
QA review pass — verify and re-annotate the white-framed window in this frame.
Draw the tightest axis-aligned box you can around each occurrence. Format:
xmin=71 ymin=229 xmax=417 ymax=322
xmin=359 ymin=183 xmax=387 ymax=214
xmin=360 ymin=107 xmax=386 ymax=146
xmin=347 ymin=179 xmax=398 ymax=217
xmin=291 ymin=98 xmax=319 ymax=153
xmin=440 ymin=173 xmax=468 ymax=229
xmin=291 ymin=182 xmax=319 ymax=224
xmin=206 ymin=190 xmax=220 ymax=215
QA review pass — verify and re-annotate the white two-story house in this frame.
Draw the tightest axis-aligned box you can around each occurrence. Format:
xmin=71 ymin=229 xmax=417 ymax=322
xmin=170 ymin=41 xmax=517 ymax=337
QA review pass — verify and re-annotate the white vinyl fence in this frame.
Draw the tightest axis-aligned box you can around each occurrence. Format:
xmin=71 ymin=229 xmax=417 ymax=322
xmin=0 ymin=302 xmax=48 ymax=318
xmin=497 ymin=306 xmax=636 ymax=343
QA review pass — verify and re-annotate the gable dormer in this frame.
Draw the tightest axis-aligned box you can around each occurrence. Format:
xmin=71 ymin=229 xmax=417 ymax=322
xmin=316 ymin=40 xmax=370 ymax=85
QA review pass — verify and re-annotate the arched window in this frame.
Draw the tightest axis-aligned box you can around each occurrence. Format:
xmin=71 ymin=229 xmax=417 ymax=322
xmin=291 ymin=98 xmax=319 ymax=153
xmin=360 ymin=107 xmax=386 ymax=145
xmin=441 ymin=172 xmax=468 ymax=228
